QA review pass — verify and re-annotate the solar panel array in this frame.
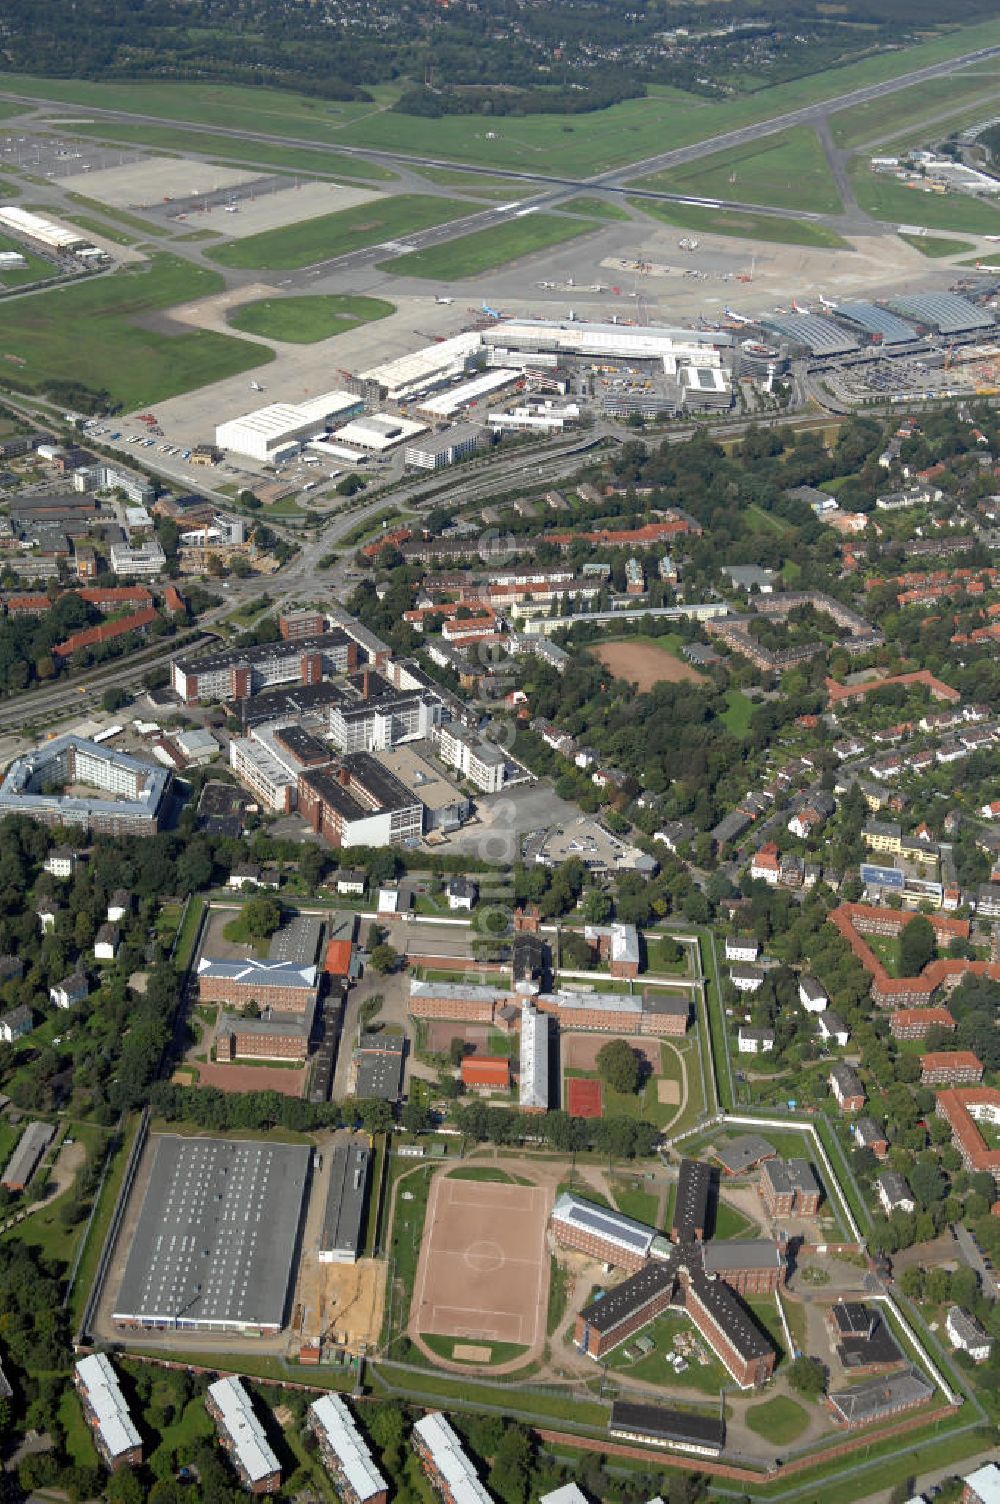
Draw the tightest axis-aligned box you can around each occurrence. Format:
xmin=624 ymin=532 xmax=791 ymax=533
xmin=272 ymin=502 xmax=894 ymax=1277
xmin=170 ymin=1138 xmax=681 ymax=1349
xmin=835 ymin=302 xmax=918 ymax=345
xmin=114 ymin=1135 xmax=310 ymax=1330
xmin=889 ymin=291 xmax=994 ymax=334
xmin=765 ymin=313 xmax=859 ymax=356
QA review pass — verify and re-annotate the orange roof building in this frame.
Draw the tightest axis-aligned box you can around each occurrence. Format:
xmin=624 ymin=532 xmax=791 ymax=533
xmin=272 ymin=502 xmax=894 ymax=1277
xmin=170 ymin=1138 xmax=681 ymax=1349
xmin=460 ymin=1055 xmax=511 ymax=1091
xmin=825 ymin=670 xmax=960 ymax=708
xmin=52 ymin=606 xmax=159 ymax=659
xmin=829 ymin=903 xmax=1000 ymax=1008
xmin=920 ymin=1051 xmax=983 ymax=1086
xmin=890 ymin=1007 xmax=955 ymax=1040
xmin=324 ymin=938 xmax=353 ymax=977
xmin=936 ymin=1088 xmax=1000 ymax=1183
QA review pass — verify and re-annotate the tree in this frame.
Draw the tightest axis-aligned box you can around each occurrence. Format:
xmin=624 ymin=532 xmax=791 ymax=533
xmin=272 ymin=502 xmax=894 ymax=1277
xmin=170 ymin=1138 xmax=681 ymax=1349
xmin=101 ymin=685 xmax=128 ymax=713
xmin=786 ymin=1355 xmax=826 ymax=1398
xmin=448 ymin=1037 xmax=467 ymax=1067
xmin=910 ymin=1158 xmax=946 ymax=1206
xmin=369 ymin=943 xmax=399 ymax=976
xmin=242 ymin=895 xmax=282 ymax=939
xmin=899 ymin=915 xmax=936 ymax=976
xmin=580 ymin=889 xmax=612 ymax=925
xmin=595 ymin=1038 xmax=641 ymax=1095
xmin=402 ymin=1099 xmax=430 ymax=1134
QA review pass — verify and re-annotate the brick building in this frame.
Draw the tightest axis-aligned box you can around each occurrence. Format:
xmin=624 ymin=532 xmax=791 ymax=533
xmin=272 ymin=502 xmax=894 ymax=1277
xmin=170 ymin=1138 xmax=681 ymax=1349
xmin=74 ymin=1354 xmax=142 ymax=1471
xmin=890 ymin=1007 xmax=955 ymax=1040
xmin=196 ymin=957 xmax=319 ymax=1014
xmin=920 ymin=1050 xmax=983 ymax=1086
xmin=759 ymin=1158 xmax=822 ymax=1218
xmin=460 ymin=1055 xmax=511 ymax=1092
xmin=830 ymin=1063 xmax=866 ymax=1113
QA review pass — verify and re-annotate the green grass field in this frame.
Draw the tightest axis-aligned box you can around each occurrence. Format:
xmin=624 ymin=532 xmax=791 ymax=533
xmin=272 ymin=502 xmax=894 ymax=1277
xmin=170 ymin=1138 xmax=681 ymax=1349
xmin=850 ymin=162 xmax=1000 ymax=234
xmin=0 ymin=253 xmax=272 ymax=407
xmin=611 ymin=1181 xmax=660 ymax=1225
xmin=58 ymin=1389 xmax=98 ymax=1468
xmin=60 ymin=211 xmax=136 ymax=246
xmin=420 ymin=1333 xmax=530 ymax=1366
xmin=378 ymin=212 xmax=601 ymax=280
xmin=5 ymin=20 xmax=1000 ymax=173
xmin=228 ymin=292 xmax=394 ymax=343
xmin=830 ymin=72 xmax=1000 ymax=151
xmin=559 ymin=195 xmax=632 ymax=221
xmin=722 ymin=689 xmax=755 ymax=737
xmin=629 ymin=196 xmax=848 ymax=248
xmin=745 ymin=1395 xmax=810 ymax=1445
xmin=70 ymin=120 xmax=396 ymax=181
xmin=634 ymin=126 xmax=843 ymax=216
xmin=900 ymin=232 xmax=977 ymax=258
xmin=604 ymin=1310 xmax=730 ymax=1394
xmin=207 ymin=193 xmax=471 ymax=270
xmin=0 ymin=232 xmax=52 ymax=287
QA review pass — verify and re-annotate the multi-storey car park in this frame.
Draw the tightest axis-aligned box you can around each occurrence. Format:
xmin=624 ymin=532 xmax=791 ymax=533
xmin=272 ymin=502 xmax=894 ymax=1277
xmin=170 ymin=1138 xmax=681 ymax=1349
xmin=112 ymin=1135 xmax=311 ymax=1336
xmin=0 ymin=736 xmax=171 ymax=835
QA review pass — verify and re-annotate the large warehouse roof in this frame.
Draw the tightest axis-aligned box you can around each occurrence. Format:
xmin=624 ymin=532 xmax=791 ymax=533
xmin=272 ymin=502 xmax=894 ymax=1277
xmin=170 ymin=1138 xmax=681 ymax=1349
xmin=359 ymin=332 xmax=481 ymax=397
xmin=483 ymin=319 xmax=730 ymax=358
xmin=113 ymin=1135 xmax=310 ymax=1331
xmin=763 ymin=313 xmax=859 ymax=356
xmin=0 ymin=205 xmax=86 ymax=250
xmin=889 ymin=291 xmax=994 ymax=334
xmin=330 ymin=414 xmax=427 ymax=452
xmin=319 ymin=1142 xmax=370 ymax=1261
xmin=834 ymin=302 xmax=918 ymax=344
xmin=418 ymin=368 xmax=520 ymax=417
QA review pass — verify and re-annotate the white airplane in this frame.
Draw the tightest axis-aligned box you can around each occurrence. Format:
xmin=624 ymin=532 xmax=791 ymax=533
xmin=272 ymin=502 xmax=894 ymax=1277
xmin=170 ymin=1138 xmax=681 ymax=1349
xmin=434 ymin=295 xmax=453 ymax=305
xmin=724 ymin=306 xmax=753 ymax=326
xmin=249 ymin=381 xmax=264 ymax=392
xmin=819 ymin=294 xmax=839 ymax=310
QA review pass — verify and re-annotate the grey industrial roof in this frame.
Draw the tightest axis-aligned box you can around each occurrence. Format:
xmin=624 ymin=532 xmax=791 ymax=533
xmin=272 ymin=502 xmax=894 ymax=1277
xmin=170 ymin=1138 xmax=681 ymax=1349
xmin=113 ymin=1135 xmax=310 ymax=1329
xmin=1 ymin=1120 xmax=53 ymax=1189
xmin=219 ymin=996 xmax=316 ymax=1041
xmin=702 ymin=1239 xmax=784 ymax=1275
xmin=765 ymin=312 xmax=859 ymax=356
xmin=835 ymin=302 xmax=918 ymax=344
xmin=672 ymin=1158 xmax=711 ymax=1242
xmin=712 ymin=1134 xmax=776 ymax=1176
xmin=889 ymin=291 xmax=994 ymax=334
xmin=197 ymin=957 xmax=318 ymax=991
xmin=551 ymin=1191 xmax=656 ymax=1256
xmin=355 ymin=1046 xmax=404 ymax=1101
xmin=268 ymin=915 xmax=324 ymax=967
xmin=609 ymin=1400 xmax=724 ymax=1452
xmin=319 ymin=1142 xmax=370 ymax=1260
xmin=827 ymin=1367 xmax=932 ymax=1425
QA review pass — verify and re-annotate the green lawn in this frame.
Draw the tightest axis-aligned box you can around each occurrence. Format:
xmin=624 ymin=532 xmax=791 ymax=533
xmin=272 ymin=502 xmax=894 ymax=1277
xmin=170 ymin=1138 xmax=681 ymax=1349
xmin=6 ymin=22 xmax=1000 ymax=172
xmin=745 ymin=1395 xmax=810 ymax=1445
xmin=610 ymin=1181 xmax=660 ymax=1226
xmin=420 ymin=1333 xmax=530 ymax=1366
xmin=0 ymin=253 xmax=271 ymax=408
xmin=228 ymin=292 xmax=394 ymax=343
xmin=0 ymin=1119 xmax=21 ymax=1174
xmin=378 ymin=212 xmax=601 ymax=280
xmin=722 ymin=689 xmax=755 ymax=737
xmin=70 ymin=120 xmax=396 ymax=181
xmin=899 ymin=232 xmax=976 ymax=258
xmin=207 ymin=194 xmax=472 ymax=271
xmin=58 ymin=1389 xmax=98 ymax=1468
xmin=712 ymin=1198 xmax=757 ymax=1239
xmin=0 ymin=232 xmax=55 ymax=288
xmin=604 ymin=1309 xmax=730 ymax=1394
xmin=830 ymin=72 xmax=1000 ymax=150
xmin=635 ymin=126 xmax=843 ymax=216
xmin=447 ymin=1166 xmax=514 ymax=1183
xmin=173 ymin=895 xmax=206 ymax=971
xmin=630 ymin=196 xmax=848 ymax=249
xmin=559 ymin=195 xmax=632 ymax=222
xmin=61 ymin=211 xmax=137 ymax=246
xmin=850 ymin=162 xmax=1000 ymax=234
